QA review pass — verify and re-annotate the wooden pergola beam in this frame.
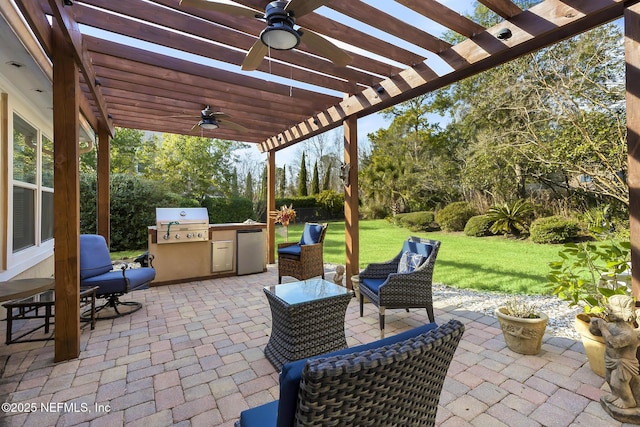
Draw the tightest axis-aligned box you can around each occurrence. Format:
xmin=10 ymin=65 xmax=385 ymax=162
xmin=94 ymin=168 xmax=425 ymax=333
xmin=478 ymin=0 xmax=523 ymax=19
xmin=12 ymin=0 xmax=98 ymax=131
xmin=259 ymin=0 xmax=635 ymax=152
xmin=328 ymin=0 xmax=452 ymax=53
xmin=235 ymin=0 xmax=426 ymax=67
xmin=396 ymin=0 xmax=486 ymax=38
xmin=625 ymin=3 xmax=640 ymax=298
xmin=52 ymin=17 xmax=81 ymax=362
xmin=47 ymin=0 xmax=114 ymax=136
xmin=66 ymin=0 xmax=379 ymax=89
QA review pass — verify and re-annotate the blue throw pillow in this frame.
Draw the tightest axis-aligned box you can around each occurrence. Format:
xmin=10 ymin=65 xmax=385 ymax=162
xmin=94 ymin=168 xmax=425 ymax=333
xmin=300 ymin=224 xmax=324 ymax=245
xmin=397 ymin=251 xmax=424 ymax=274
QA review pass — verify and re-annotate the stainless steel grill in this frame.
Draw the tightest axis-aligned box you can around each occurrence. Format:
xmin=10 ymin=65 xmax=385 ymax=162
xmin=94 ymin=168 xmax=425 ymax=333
xmin=155 ymin=207 xmax=209 ymax=244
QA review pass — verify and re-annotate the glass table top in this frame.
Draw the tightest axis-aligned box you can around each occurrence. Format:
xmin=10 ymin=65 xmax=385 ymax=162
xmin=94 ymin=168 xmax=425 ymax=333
xmin=264 ymin=279 xmax=351 ymax=305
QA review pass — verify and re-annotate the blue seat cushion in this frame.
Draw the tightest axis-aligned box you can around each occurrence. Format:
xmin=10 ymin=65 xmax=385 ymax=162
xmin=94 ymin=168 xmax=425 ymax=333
xmin=360 ymin=278 xmax=386 ymax=295
xmin=80 ymin=267 xmax=155 ymax=295
xmin=272 ymin=321 xmax=439 ymax=427
xmin=277 ymin=244 xmax=301 ymax=257
xmin=300 ymin=224 xmax=324 ymax=245
xmin=79 ymin=234 xmax=114 ymax=280
xmin=238 ymin=400 xmax=278 ymax=427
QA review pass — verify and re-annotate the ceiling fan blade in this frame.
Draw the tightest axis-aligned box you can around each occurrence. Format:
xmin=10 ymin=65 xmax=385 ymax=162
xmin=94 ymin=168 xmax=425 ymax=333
xmin=179 ymin=0 xmax=261 ymax=19
xmin=285 ymin=0 xmax=332 ymax=18
xmin=190 ymin=122 xmax=200 ymax=132
xmin=241 ymin=39 xmax=268 ymax=71
xmin=299 ymin=28 xmax=352 ymax=67
xmin=211 ymin=112 xmax=230 ymax=119
xmin=165 ymin=114 xmax=195 ymax=118
xmin=221 ymin=119 xmax=248 ymax=133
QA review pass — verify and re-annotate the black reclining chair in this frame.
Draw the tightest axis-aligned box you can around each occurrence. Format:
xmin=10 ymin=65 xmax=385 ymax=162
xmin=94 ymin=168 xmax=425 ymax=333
xmin=79 ymin=234 xmax=155 ymax=320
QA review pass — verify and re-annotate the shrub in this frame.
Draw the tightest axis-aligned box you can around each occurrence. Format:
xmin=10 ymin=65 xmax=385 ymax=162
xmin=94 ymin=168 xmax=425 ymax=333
xmin=435 ymin=202 xmax=479 ymax=232
xmin=530 ymin=216 xmax=580 ymax=244
xmin=109 ymin=174 xmax=199 ymax=251
xmin=80 ymin=173 xmax=199 ymax=251
xmin=201 ymin=197 xmax=255 ymax=223
xmin=315 ymin=190 xmax=344 ymax=218
xmin=486 ymin=199 xmax=534 ymax=236
xmin=464 ymin=215 xmax=494 ymax=237
xmin=397 ymin=211 xmax=438 ymax=232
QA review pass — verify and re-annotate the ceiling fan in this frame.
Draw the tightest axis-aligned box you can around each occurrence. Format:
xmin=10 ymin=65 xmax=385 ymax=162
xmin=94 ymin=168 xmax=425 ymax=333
xmin=179 ymin=0 xmax=352 ymax=70
xmin=168 ymin=106 xmax=248 ymax=133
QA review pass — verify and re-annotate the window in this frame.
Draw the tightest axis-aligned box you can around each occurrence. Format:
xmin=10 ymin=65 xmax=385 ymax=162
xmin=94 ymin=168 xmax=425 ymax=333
xmin=12 ymin=113 xmax=53 ymax=253
xmin=41 ymin=135 xmax=54 ymax=242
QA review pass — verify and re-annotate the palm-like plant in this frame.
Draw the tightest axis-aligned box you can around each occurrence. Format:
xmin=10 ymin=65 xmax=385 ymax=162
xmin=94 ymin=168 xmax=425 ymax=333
xmin=486 ymin=199 xmax=534 ymax=236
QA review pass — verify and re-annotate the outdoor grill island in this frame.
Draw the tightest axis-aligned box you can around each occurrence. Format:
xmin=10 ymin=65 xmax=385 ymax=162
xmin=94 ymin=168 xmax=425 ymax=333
xmin=148 ymin=207 xmax=267 ymax=285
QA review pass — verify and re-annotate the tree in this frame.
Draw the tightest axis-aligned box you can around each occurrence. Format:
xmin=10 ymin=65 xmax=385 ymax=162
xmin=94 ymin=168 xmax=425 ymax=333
xmin=245 ymin=171 xmax=254 ymax=202
xmin=148 ymin=134 xmax=240 ymax=202
xmin=278 ymin=166 xmax=286 ymax=197
xmin=230 ymin=167 xmax=239 ymax=197
xmin=360 ymin=95 xmax=453 ymax=216
xmin=298 ymin=152 xmax=308 ymax=196
xmin=429 ymin=1 xmax=628 ymax=210
xmin=311 ymin=161 xmax=320 ymax=195
xmin=322 ymin=163 xmax=332 ymax=191
xmin=109 ymin=128 xmax=146 ymax=174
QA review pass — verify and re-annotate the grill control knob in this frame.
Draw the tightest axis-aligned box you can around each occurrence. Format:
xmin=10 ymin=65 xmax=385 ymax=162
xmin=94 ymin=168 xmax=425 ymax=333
xmin=197 ymin=232 xmax=203 ymax=238
xmin=174 ymin=233 xmax=181 ymax=239
xmin=162 ymin=234 xmax=170 ymax=240
xmin=187 ymin=233 xmax=193 ymax=238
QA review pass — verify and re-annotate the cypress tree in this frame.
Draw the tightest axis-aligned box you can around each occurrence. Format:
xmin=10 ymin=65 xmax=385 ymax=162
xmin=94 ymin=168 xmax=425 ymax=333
xmin=311 ymin=161 xmax=320 ymax=195
xmin=244 ymin=171 xmax=254 ymax=201
xmin=322 ymin=163 xmax=332 ymax=191
xmin=298 ymin=152 xmax=308 ymax=196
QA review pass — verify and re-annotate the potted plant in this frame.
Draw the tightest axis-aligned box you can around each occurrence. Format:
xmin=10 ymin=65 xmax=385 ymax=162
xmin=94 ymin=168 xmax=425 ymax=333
xmin=495 ymin=298 xmax=548 ymax=355
xmin=547 ymin=237 xmax=631 ymax=376
xmin=271 ymin=204 xmax=296 ymax=242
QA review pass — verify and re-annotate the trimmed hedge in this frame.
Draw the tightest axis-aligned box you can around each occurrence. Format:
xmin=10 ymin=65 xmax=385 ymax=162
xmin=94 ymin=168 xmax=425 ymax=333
xmin=529 ymin=216 xmax=580 ymax=244
xmin=202 ymin=197 xmax=255 ymax=223
xmin=464 ymin=215 xmax=494 ymax=237
xmin=394 ymin=211 xmax=438 ymax=232
xmin=435 ymin=202 xmax=479 ymax=232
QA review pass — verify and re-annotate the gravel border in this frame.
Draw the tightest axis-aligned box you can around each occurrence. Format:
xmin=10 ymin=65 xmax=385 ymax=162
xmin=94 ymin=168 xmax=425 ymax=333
xmin=432 ymin=284 xmax=582 ymax=340
xmin=323 ymin=264 xmax=582 ymax=341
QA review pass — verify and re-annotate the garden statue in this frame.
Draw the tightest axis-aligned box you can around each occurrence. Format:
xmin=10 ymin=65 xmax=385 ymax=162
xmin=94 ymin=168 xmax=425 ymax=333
xmin=333 ymin=265 xmax=344 ymax=286
xmin=589 ymin=294 xmax=640 ymax=423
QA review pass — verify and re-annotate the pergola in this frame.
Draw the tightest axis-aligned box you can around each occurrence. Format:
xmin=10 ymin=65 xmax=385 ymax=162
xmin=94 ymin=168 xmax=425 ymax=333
xmin=4 ymin=0 xmax=640 ymax=361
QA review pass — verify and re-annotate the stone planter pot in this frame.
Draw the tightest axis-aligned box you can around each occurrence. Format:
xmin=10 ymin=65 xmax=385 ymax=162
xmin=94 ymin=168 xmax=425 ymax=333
xmin=574 ymin=313 xmax=606 ymax=377
xmin=495 ymin=307 xmax=548 ymax=355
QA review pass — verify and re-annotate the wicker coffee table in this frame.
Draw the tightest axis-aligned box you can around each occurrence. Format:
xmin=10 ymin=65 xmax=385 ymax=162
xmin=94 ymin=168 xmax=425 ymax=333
xmin=263 ymin=279 xmax=353 ymax=370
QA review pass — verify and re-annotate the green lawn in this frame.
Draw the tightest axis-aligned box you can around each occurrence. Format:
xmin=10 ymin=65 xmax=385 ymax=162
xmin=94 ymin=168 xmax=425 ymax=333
xmin=281 ymin=219 xmax=559 ymax=295
xmin=113 ymin=219 xmax=561 ymax=296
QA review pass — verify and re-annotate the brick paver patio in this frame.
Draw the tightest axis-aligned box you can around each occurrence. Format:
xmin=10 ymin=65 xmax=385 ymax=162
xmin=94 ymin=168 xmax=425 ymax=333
xmin=0 ymin=266 xmax=621 ymax=426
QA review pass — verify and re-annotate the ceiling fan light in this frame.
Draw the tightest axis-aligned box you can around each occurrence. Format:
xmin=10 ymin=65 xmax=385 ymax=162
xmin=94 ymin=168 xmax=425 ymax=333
xmin=260 ymin=23 xmax=300 ymax=50
xmin=199 ymin=117 xmax=219 ymax=130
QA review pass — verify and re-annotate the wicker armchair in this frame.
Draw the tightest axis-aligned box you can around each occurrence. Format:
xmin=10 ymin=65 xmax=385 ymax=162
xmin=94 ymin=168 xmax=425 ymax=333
xmin=359 ymin=236 xmax=440 ymax=337
xmin=277 ymin=223 xmax=328 ymax=284
xmin=236 ymin=319 xmax=465 ymax=427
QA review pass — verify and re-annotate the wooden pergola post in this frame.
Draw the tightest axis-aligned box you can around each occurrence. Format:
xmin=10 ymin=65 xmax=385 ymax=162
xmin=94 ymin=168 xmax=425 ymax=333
xmin=267 ymin=151 xmax=276 ymax=264
xmin=626 ymin=3 xmax=640 ymax=299
xmin=52 ymin=18 xmax=81 ymax=361
xmin=344 ymin=115 xmax=359 ymax=289
xmin=97 ymin=124 xmax=110 ymax=246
